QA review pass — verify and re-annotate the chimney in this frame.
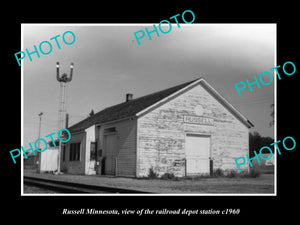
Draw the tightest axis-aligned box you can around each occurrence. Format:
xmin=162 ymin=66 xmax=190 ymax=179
xmin=89 ymin=109 xmax=95 ymax=117
xmin=126 ymin=93 xmax=133 ymax=102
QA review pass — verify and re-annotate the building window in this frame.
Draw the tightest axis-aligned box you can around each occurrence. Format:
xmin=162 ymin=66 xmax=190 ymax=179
xmin=90 ymin=142 xmax=97 ymax=160
xmin=104 ymin=127 xmax=116 ymax=133
xmin=70 ymin=143 xmax=80 ymax=161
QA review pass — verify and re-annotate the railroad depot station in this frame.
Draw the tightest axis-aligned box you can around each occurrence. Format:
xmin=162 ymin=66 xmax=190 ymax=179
xmin=57 ymin=77 xmax=253 ymax=177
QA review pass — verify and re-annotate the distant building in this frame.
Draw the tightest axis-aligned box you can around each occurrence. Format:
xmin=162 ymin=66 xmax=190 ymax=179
xmin=61 ymin=78 xmax=253 ymax=177
xmin=24 ymin=151 xmax=37 ymax=170
xmin=37 ymin=147 xmax=59 ymax=173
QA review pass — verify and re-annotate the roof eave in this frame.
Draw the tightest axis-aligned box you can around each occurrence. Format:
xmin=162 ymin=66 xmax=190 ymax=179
xmin=200 ymin=79 xmax=254 ymax=128
xmin=135 ymin=77 xmax=254 ymax=128
xmin=94 ymin=115 xmax=137 ymax=127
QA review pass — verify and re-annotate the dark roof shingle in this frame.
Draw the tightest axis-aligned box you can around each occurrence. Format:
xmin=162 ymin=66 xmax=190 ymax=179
xmin=69 ymin=78 xmax=199 ymax=132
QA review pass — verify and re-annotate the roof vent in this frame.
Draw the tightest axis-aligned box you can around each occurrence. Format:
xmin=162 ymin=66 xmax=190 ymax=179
xmin=126 ymin=93 xmax=133 ymax=102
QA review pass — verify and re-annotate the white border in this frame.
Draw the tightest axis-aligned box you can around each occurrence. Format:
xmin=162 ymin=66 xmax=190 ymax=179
xmin=21 ymin=23 xmax=277 ymax=197
xmin=21 ymin=24 xmax=24 ymax=195
xmin=274 ymin=24 xmax=277 ymax=195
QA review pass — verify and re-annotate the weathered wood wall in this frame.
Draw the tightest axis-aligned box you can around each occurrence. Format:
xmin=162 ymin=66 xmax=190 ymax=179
xmin=97 ymin=119 xmax=137 ymax=177
xmin=137 ymin=83 xmax=249 ymax=177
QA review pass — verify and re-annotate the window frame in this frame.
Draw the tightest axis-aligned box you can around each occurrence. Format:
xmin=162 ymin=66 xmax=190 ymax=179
xmin=69 ymin=142 xmax=81 ymax=161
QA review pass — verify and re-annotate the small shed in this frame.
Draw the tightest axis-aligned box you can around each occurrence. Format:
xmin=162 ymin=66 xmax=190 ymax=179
xmin=37 ymin=147 xmax=59 ymax=173
xmin=61 ymin=78 xmax=253 ymax=177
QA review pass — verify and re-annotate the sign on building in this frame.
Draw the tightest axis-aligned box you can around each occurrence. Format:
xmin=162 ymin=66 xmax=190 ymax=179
xmin=183 ymin=115 xmax=214 ymax=126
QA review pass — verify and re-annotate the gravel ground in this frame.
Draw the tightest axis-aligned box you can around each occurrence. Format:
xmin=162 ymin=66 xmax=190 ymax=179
xmin=24 ymin=184 xmax=59 ymax=194
xmin=23 ymin=170 xmax=274 ymax=194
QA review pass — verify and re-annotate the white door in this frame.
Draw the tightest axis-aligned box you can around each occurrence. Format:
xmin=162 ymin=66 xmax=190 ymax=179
xmin=185 ymin=134 xmax=210 ymax=175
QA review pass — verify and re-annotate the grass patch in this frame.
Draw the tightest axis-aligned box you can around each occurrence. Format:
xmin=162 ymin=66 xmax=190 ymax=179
xmin=247 ymin=168 xmax=261 ymax=178
xmin=148 ymin=168 xmax=159 ymax=179
xmin=141 ymin=168 xmax=261 ymax=181
xmin=212 ymin=168 xmax=224 ymax=177
xmin=160 ymin=172 xmax=176 ymax=180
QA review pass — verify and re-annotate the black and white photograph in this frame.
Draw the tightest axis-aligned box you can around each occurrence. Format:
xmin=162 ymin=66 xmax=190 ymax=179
xmin=21 ymin=24 xmax=276 ymax=195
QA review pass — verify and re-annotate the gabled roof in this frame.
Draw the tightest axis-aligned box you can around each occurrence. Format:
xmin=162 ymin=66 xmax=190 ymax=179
xmin=69 ymin=78 xmax=253 ymax=133
xmin=69 ymin=78 xmax=198 ymax=132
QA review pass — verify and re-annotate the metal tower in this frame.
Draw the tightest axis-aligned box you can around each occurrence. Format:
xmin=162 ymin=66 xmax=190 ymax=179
xmin=56 ymin=62 xmax=73 ymax=173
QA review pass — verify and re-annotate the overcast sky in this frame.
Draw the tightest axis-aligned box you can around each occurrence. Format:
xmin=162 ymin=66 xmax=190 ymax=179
xmin=22 ymin=24 xmax=276 ymax=145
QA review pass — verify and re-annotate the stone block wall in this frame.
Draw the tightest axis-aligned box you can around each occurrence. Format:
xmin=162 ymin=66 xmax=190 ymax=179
xmin=137 ymin=83 xmax=249 ymax=177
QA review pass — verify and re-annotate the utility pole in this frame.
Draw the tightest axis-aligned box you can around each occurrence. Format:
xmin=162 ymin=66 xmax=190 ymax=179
xmin=36 ymin=112 xmax=43 ymax=170
xmin=61 ymin=113 xmax=69 ymax=162
xmin=38 ymin=112 xmax=43 ymax=148
xmin=65 ymin=113 xmax=69 ymax=129
xmin=56 ymin=62 xmax=73 ymax=174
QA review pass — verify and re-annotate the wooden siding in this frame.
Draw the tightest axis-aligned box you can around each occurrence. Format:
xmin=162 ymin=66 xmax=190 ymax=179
xmin=137 ymin=83 xmax=249 ymax=177
xmin=61 ymin=131 xmax=86 ymax=174
xmin=98 ymin=119 xmax=137 ymax=177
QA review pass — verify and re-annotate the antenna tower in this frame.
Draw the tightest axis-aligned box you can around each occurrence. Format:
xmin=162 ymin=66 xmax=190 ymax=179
xmin=56 ymin=62 xmax=73 ymax=174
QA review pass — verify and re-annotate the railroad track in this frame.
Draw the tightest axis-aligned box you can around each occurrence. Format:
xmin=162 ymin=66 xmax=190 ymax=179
xmin=24 ymin=176 xmax=152 ymax=194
